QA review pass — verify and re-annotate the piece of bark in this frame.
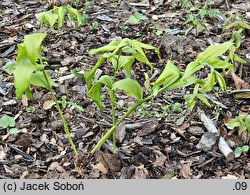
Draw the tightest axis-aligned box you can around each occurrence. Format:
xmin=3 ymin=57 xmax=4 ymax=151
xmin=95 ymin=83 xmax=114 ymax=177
xmin=197 ymin=107 xmax=234 ymax=160
xmin=218 ymin=137 xmax=235 ymax=160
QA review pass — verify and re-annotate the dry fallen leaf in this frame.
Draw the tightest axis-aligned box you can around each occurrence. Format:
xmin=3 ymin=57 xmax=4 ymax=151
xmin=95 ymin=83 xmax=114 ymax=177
xmin=180 ymin=163 xmax=192 ymax=179
xmin=92 ymin=162 xmax=109 ymax=174
xmin=0 ymin=145 xmax=7 ymax=160
xmin=232 ymin=72 xmax=249 ymax=89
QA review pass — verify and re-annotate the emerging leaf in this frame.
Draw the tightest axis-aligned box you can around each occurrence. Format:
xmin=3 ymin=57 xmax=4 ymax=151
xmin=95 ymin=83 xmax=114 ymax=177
xmin=23 ymin=33 xmax=47 ymax=64
xmin=214 ymin=71 xmax=227 ymax=92
xmin=111 ymin=55 xmax=135 ymax=75
xmin=53 ymin=6 xmax=67 ymax=29
xmin=84 ymin=56 xmax=106 ymax=88
xmin=67 ymin=5 xmax=82 ymax=27
xmin=44 ymin=12 xmax=58 ymax=31
xmin=87 ymin=82 xmax=105 ymax=109
xmin=153 ymin=61 xmax=181 ymax=96
xmin=201 ymin=71 xmax=215 ymax=92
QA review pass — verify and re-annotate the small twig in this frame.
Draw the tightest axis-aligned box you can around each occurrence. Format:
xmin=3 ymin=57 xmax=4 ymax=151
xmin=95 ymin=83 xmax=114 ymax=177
xmin=197 ymin=157 xmax=217 ymax=168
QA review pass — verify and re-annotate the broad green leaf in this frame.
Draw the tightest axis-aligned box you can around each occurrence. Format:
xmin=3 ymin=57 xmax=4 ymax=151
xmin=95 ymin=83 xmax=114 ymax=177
xmin=25 ymin=88 xmax=33 ymax=99
xmin=201 ymin=71 xmax=215 ymax=92
xmin=214 ymin=71 xmax=227 ymax=92
xmin=53 ymin=6 xmax=67 ymax=29
xmin=89 ymin=40 xmax=121 ymax=55
xmin=9 ymin=128 xmax=22 ymax=135
xmin=182 ymin=61 xmax=203 ymax=80
xmin=23 ymin=33 xmax=47 ymax=64
xmin=112 ymin=78 xmax=142 ymax=100
xmin=30 ymin=71 xmax=52 ymax=90
xmin=134 ymin=12 xmax=147 ymax=20
xmin=14 ymin=44 xmax=37 ymax=99
xmin=98 ymin=75 xmax=113 ymax=89
xmin=87 ymin=82 xmax=105 ymax=109
xmin=67 ymin=5 xmax=82 ymax=27
xmin=0 ymin=115 xmax=15 ymax=128
xmin=196 ymin=41 xmax=233 ymax=63
xmin=44 ymin=12 xmax=58 ymax=31
xmin=121 ymin=46 xmax=136 ymax=54
xmin=153 ymin=61 xmax=181 ymax=96
xmin=208 ymin=58 xmax=234 ymax=71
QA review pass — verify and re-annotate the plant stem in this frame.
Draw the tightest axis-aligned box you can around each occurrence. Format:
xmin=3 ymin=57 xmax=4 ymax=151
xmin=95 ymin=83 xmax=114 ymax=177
xmin=41 ymin=68 xmax=78 ymax=156
xmin=90 ymin=80 xmax=177 ymax=154
xmin=91 ymin=94 xmax=153 ymax=153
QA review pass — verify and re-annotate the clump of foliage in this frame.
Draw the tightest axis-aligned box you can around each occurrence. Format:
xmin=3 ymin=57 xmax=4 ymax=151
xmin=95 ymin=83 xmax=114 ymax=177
xmin=80 ymin=38 xmax=233 ymax=153
xmin=128 ymin=12 xmax=147 ymax=25
xmin=226 ymin=114 xmax=250 ymax=144
xmin=46 ymin=95 xmax=84 ymax=111
xmin=234 ymin=145 xmax=249 ymax=158
xmin=6 ymin=33 xmax=77 ymax=155
xmin=223 ymin=13 xmax=250 ymax=65
xmin=35 ymin=5 xmax=83 ymax=32
xmin=0 ymin=115 xmax=21 ymax=135
xmin=184 ymin=8 xmax=221 ymax=36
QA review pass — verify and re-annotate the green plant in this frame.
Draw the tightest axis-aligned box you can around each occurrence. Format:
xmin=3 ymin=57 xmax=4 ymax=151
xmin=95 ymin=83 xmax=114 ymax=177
xmin=184 ymin=41 xmax=234 ymax=110
xmin=6 ymin=33 xmax=77 ymax=155
xmin=128 ymin=12 xmax=147 ymax=25
xmin=26 ymin=106 xmax=36 ymax=113
xmin=0 ymin=115 xmax=21 ymax=135
xmin=36 ymin=5 xmax=83 ymax=32
xmin=223 ymin=13 xmax=250 ymax=65
xmin=234 ymin=145 xmax=249 ymax=158
xmin=226 ymin=115 xmax=250 ymax=137
xmin=184 ymin=13 xmax=206 ymax=36
xmin=171 ymin=102 xmax=181 ymax=113
xmin=119 ymin=25 xmax=128 ymax=31
xmin=184 ymin=8 xmax=221 ymax=36
xmin=90 ymin=21 xmax=99 ymax=30
xmin=47 ymin=95 xmax=84 ymax=111
xmin=81 ymin=38 xmax=233 ymax=154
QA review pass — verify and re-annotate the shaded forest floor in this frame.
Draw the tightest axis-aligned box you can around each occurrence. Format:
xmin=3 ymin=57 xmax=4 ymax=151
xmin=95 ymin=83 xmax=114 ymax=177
xmin=0 ymin=0 xmax=250 ymax=178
